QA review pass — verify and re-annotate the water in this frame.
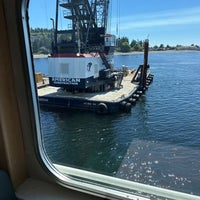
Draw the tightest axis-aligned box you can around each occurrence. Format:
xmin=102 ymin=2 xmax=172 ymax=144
xmin=34 ymin=51 xmax=200 ymax=196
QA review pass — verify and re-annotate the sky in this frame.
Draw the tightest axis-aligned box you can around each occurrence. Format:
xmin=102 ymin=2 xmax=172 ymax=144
xmin=29 ymin=0 xmax=200 ymax=46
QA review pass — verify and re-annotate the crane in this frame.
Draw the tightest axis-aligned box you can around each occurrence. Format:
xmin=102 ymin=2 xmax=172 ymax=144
xmin=49 ymin=0 xmax=118 ymax=92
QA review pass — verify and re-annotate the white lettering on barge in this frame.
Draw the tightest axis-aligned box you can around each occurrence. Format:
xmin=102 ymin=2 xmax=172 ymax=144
xmin=52 ymin=77 xmax=81 ymax=85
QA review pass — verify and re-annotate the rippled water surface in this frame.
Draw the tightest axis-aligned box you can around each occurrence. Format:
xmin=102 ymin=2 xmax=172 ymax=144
xmin=35 ymin=52 xmax=200 ymax=195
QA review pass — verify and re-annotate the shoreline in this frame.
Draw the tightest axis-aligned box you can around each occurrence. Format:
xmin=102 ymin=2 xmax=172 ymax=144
xmin=33 ymin=49 xmax=200 ymax=58
xmin=33 ymin=54 xmax=49 ymax=59
xmin=115 ymin=49 xmax=200 ymax=55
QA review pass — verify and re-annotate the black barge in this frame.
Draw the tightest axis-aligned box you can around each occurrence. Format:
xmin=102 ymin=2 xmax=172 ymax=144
xmin=38 ymin=69 xmax=154 ymax=114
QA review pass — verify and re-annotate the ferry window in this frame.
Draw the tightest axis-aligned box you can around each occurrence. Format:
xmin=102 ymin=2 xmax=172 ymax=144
xmin=28 ymin=0 xmax=200 ymax=199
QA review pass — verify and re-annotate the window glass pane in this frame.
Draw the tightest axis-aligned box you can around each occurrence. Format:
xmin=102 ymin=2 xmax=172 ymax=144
xmin=29 ymin=0 xmax=200 ymax=199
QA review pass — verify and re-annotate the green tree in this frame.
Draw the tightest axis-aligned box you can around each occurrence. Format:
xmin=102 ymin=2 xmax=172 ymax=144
xmin=30 ymin=28 xmax=52 ymax=54
xmin=159 ymin=44 xmax=164 ymax=48
xmin=116 ymin=36 xmax=129 ymax=46
xmin=120 ymin=37 xmax=129 ymax=44
xmin=116 ymin=37 xmax=130 ymax=52
xmin=130 ymin=39 xmax=143 ymax=51
xmin=153 ymin=45 xmax=158 ymax=50
xmin=134 ymin=42 xmax=143 ymax=51
xmin=120 ymin=42 xmax=131 ymax=52
xmin=130 ymin=39 xmax=137 ymax=48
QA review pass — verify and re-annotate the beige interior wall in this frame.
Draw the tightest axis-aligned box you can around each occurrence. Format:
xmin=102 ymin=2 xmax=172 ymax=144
xmin=0 ymin=0 xmax=28 ymax=188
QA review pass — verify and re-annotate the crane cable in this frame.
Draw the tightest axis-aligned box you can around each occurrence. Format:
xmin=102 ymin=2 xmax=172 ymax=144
xmin=116 ymin=0 xmax=120 ymax=38
xmin=107 ymin=0 xmax=112 ymax=33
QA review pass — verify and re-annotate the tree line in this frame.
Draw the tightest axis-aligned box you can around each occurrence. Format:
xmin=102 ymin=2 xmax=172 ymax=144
xmin=30 ymin=28 xmax=145 ymax=54
xmin=30 ymin=28 xmax=52 ymax=54
xmin=30 ymin=28 xmax=200 ymax=54
xmin=116 ymin=37 xmax=144 ymax=52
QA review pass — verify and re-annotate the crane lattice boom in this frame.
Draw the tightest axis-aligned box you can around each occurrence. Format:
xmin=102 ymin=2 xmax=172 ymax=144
xmin=53 ymin=0 xmax=110 ymax=54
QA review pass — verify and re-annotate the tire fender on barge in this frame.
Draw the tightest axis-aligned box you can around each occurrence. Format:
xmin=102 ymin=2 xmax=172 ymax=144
xmin=120 ymin=101 xmax=132 ymax=112
xmin=97 ymin=103 xmax=108 ymax=114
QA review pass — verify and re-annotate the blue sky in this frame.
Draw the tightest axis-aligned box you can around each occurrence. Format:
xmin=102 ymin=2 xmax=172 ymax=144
xmin=29 ymin=0 xmax=200 ymax=46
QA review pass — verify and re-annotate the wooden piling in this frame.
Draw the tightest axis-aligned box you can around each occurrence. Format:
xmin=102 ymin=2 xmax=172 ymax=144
xmin=140 ymin=39 xmax=149 ymax=89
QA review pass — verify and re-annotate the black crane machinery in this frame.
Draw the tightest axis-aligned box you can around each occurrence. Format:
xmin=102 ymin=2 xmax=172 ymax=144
xmin=53 ymin=0 xmax=113 ymax=57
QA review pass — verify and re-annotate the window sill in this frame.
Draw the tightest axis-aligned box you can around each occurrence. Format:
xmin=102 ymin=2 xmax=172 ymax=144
xmin=16 ymin=178 xmax=103 ymax=200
